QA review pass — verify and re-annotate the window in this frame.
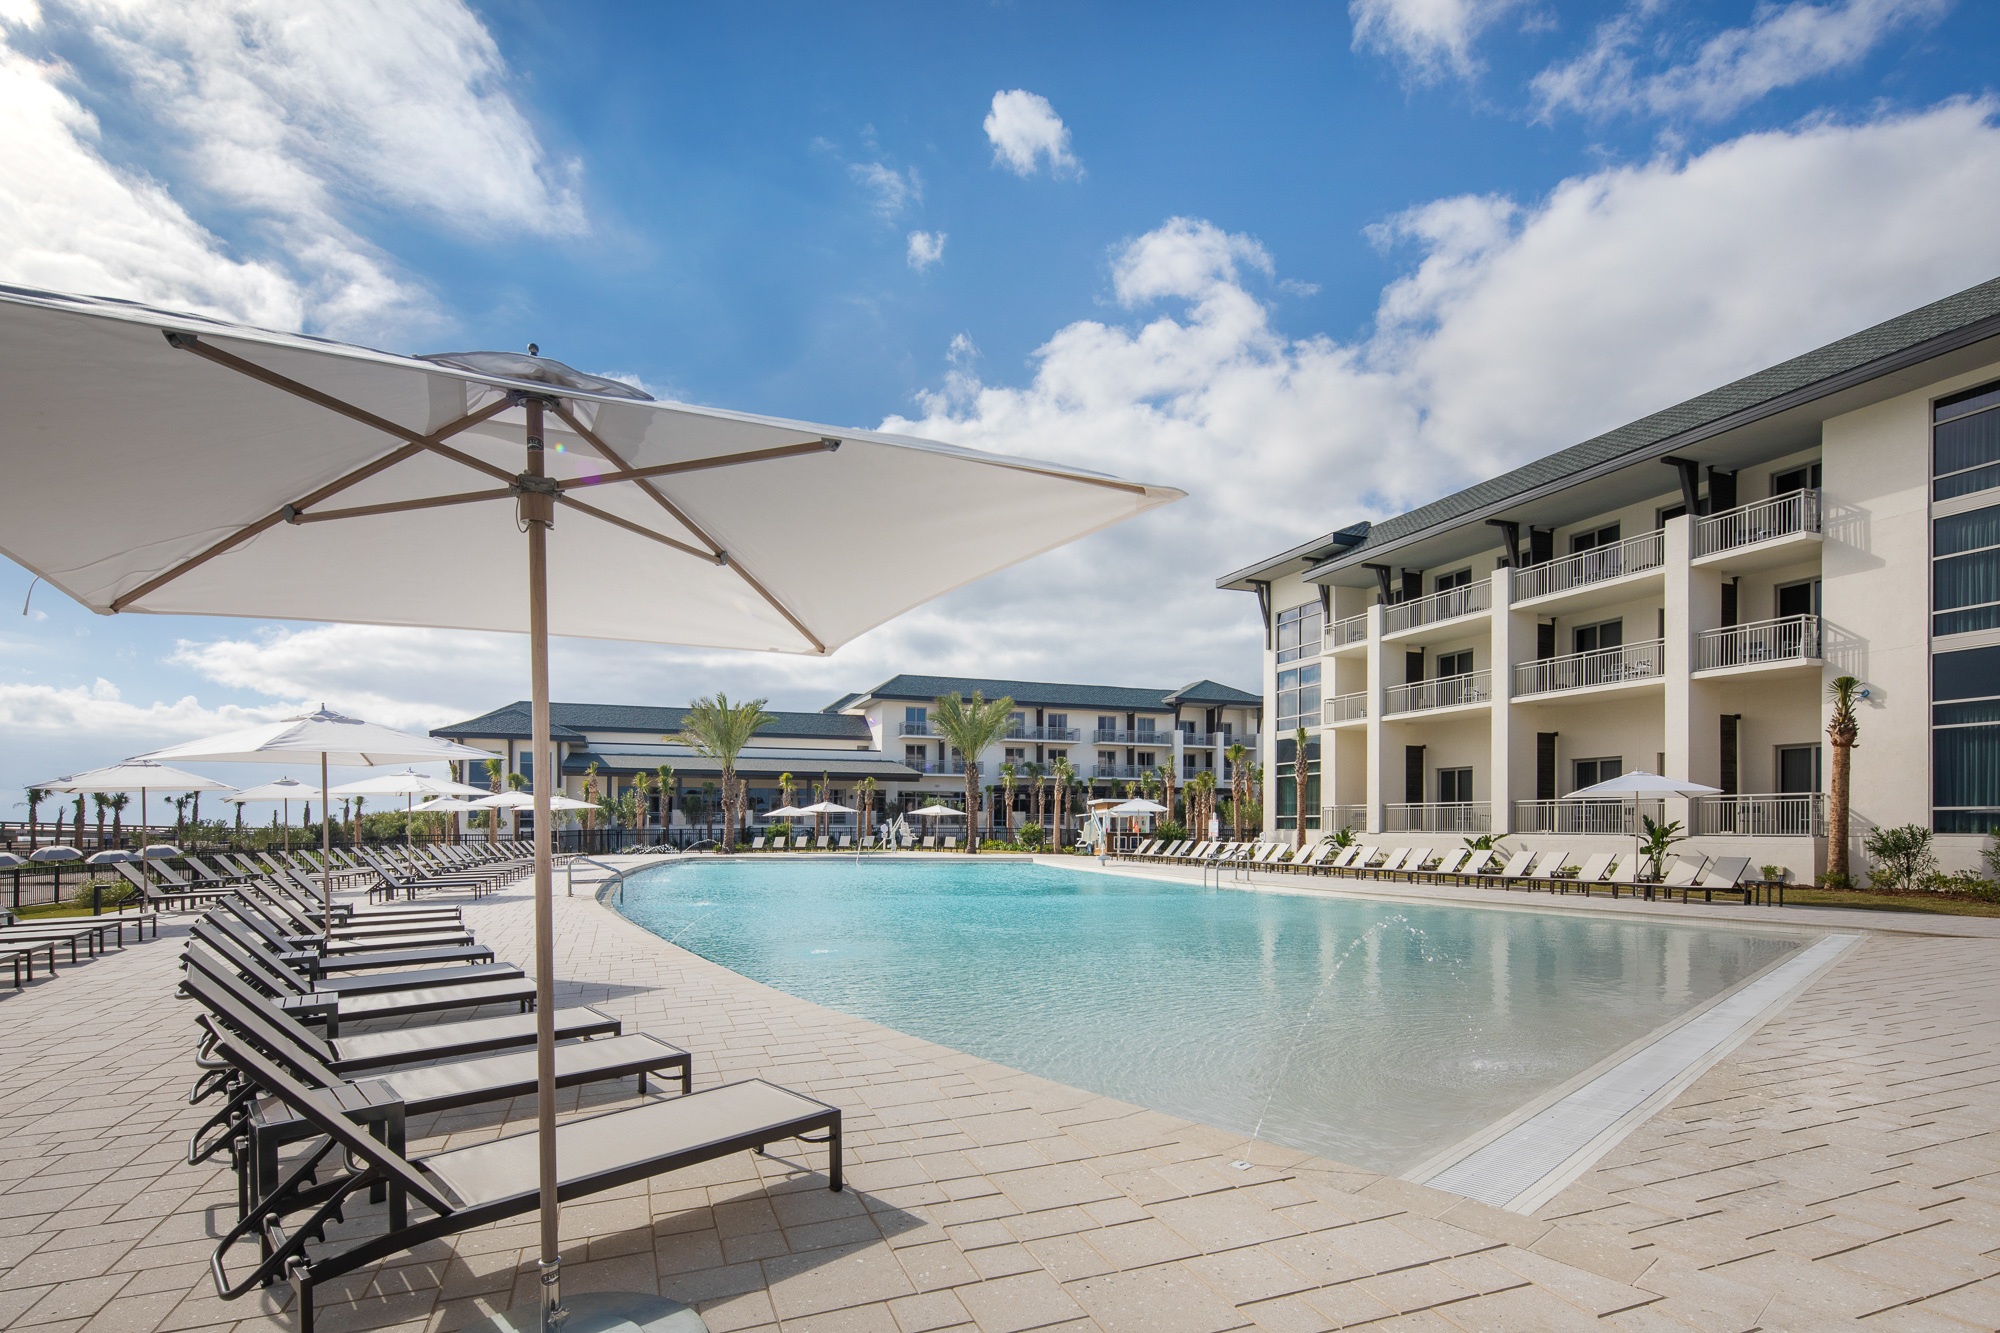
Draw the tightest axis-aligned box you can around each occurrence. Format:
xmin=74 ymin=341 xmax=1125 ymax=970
xmin=1096 ymin=750 xmax=1117 ymax=772
xmin=1933 ymin=503 xmax=2000 ymax=636
xmin=1046 ymin=713 xmax=1068 ymax=731
xmin=517 ymin=754 xmax=533 ymax=783
xmin=1777 ymin=745 xmax=1819 ymax=794
xmin=1047 ymin=748 xmax=1067 ymax=763
xmin=1004 ymin=747 xmax=1027 ymax=764
xmin=1935 ymin=379 xmax=2000 ymax=501
xmin=1136 ymin=716 xmax=1157 ymax=735
xmin=1435 ymin=649 xmax=1474 ymax=678
xmin=1570 ymin=522 xmax=1620 ymax=553
xmin=1276 ymin=663 xmax=1320 ymax=731
xmin=1573 ymin=757 xmax=1622 ymax=791
xmin=1275 ymin=735 xmax=1318 ymax=830
xmin=1438 ymin=768 xmax=1473 ymax=803
xmin=1136 ymin=751 xmax=1156 ymax=769
xmin=1574 ymin=619 xmax=1623 ymax=654
xmin=1276 ymin=602 xmax=1323 ymax=665
xmin=1009 ymin=712 xmax=1026 ymax=732
xmin=1434 ymin=568 xmax=1472 ymax=593
xmin=1934 ymin=645 xmax=2000 ymax=832
xmin=904 ymin=745 xmax=926 ymax=767
xmin=1096 ymin=716 xmax=1117 ymax=733
xmin=1772 ymin=463 xmax=1822 ymax=494
xmin=1776 ymin=580 xmax=1819 ymax=619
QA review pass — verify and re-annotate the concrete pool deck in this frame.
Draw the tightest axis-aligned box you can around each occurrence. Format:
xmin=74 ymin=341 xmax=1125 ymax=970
xmin=1 ymin=860 xmax=1996 ymax=1332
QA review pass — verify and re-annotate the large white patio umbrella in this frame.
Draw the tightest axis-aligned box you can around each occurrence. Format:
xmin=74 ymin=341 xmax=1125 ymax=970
xmin=223 ymin=776 xmax=313 ymax=851
xmin=42 ymin=759 xmax=233 ymax=850
xmin=334 ymin=768 xmax=492 ymax=869
xmin=1563 ymin=771 xmax=1722 ymax=879
xmin=0 ymin=284 xmax=1177 ymax=1333
xmin=137 ymin=709 xmax=490 ymax=925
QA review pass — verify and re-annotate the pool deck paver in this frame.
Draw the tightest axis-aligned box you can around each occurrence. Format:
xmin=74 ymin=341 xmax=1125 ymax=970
xmin=0 ymin=859 xmax=1995 ymax=1331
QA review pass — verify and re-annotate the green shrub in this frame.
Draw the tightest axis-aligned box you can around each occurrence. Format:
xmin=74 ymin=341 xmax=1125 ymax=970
xmin=1014 ymin=823 xmax=1046 ymax=849
xmin=1759 ymin=864 xmax=1786 ymax=883
xmin=1917 ymin=870 xmax=2000 ymax=901
xmin=1864 ymin=824 xmax=1937 ymax=893
xmin=1152 ymin=821 xmax=1188 ymax=843
xmin=981 ymin=839 xmax=1012 ymax=851
xmin=68 ymin=877 xmax=136 ymax=908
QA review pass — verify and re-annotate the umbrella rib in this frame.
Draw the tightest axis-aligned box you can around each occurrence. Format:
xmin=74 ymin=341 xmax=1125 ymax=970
xmin=110 ymin=393 xmax=514 ymax=611
xmin=550 ymin=403 xmax=829 ymax=654
xmin=561 ymin=438 xmax=840 ymax=488
xmin=551 ymin=493 xmax=726 ymax=564
xmin=286 ymin=487 xmax=516 ymax=524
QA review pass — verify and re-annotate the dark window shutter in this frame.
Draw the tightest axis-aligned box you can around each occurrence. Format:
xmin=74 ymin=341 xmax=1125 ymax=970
xmin=1406 ymin=651 xmax=1425 ymax=684
xmin=1708 ymin=468 xmax=1737 ymax=512
xmin=1530 ymin=528 xmax=1554 ymax=564
xmin=1720 ymin=716 xmax=1739 ymax=795
xmin=1536 ymin=733 xmax=1557 ymax=800
xmin=1721 ymin=581 xmax=1738 ymax=627
xmin=1405 ymin=747 xmax=1425 ymax=805
xmin=1537 ymin=623 xmax=1556 ymax=660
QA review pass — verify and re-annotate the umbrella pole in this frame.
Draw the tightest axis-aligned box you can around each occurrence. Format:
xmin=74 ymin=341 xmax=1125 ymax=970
xmin=524 ymin=398 xmax=565 ymax=1333
xmin=321 ymin=753 xmax=332 ymax=937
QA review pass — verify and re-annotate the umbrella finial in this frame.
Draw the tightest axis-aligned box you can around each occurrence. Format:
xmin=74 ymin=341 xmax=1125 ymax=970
xmin=527 ymin=342 xmax=539 ymax=356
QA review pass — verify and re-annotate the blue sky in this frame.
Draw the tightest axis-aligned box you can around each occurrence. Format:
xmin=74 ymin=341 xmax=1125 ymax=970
xmin=3 ymin=0 xmax=2000 ymax=803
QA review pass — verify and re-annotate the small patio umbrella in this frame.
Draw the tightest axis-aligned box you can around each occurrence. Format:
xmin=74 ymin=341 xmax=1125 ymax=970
xmin=29 ymin=844 xmax=81 ymax=900
xmin=799 ymin=799 xmax=855 ymax=839
xmin=42 ymin=759 xmax=233 ymax=852
xmin=0 ymin=283 xmax=1177 ymax=1333
xmin=909 ymin=803 xmax=963 ymax=817
xmin=1562 ymin=771 xmax=1722 ymax=879
xmin=763 ymin=804 xmax=807 ymax=819
xmin=0 ymin=851 xmax=23 ymax=909
xmin=334 ymin=768 xmax=491 ymax=872
xmin=136 ymin=708 xmax=489 ymax=931
xmin=224 ymin=776 xmax=313 ymax=852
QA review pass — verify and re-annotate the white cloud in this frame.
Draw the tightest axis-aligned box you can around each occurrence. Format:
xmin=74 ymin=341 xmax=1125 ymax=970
xmin=0 ymin=0 xmax=580 ymax=336
xmin=906 ymin=229 xmax=945 ymax=270
xmin=1349 ymin=0 xmax=1529 ymax=81
xmin=983 ymin=89 xmax=1080 ymax=178
xmin=851 ymin=160 xmax=920 ymax=219
xmin=0 ymin=676 xmax=293 ymax=737
xmin=1534 ymin=0 xmax=1951 ymax=122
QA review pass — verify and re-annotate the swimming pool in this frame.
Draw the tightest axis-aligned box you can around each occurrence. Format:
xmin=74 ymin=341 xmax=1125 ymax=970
xmin=617 ymin=858 xmax=1808 ymax=1173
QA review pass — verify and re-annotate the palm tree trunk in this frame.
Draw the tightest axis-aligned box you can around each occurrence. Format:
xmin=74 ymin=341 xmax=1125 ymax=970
xmin=966 ymin=770 xmax=979 ymax=853
xmin=1828 ymin=741 xmax=1852 ymax=882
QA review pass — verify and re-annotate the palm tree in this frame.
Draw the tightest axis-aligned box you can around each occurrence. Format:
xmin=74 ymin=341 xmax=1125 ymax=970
xmin=998 ymin=761 xmax=1017 ymax=842
xmin=656 ymin=764 xmax=676 ymax=839
xmin=484 ymin=756 xmax=504 ymax=845
xmin=72 ymin=794 xmax=85 ymax=846
xmin=630 ymin=771 xmax=655 ymax=845
xmin=700 ymin=781 xmax=720 ymax=839
xmin=354 ymin=795 xmax=367 ymax=848
xmin=1293 ymin=726 xmax=1311 ymax=848
xmin=581 ymin=761 xmax=600 ymax=840
xmin=22 ymin=786 xmax=50 ymax=850
xmin=92 ymin=793 xmax=109 ymax=850
xmin=1826 ymin=675 xmax=1863 ymax=885
xmin=777 ymin=771 xmax=796 ymax=816
xmin=1051 ymin=756 xmax=1075 ymax=845
xmin=1188 ymin=770 xmax=1217 ymax=838
xmin=680 ymin=693 xmax=775 ymax=851
xmin=109 ymin=792 xmax=128 ymax=848
xmin=1160 ymin=762 xmax=1178 ymax=829
xmin=1225 ymin=743 xmax=1250 ymax=840
xmin=1022 ymin=761 xmax=1046 ymax=836
xmin=929 ymin=691 xmax=1015 ymax=853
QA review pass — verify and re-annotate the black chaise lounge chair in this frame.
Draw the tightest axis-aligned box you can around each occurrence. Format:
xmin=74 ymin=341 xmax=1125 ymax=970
xmin=197 ymin=915 xmax=510 ymax=994
xmin=186 ymin=933 xmax=536 ymax=1035
xmin=208 ymin=1034 xmax=841 ymax=1333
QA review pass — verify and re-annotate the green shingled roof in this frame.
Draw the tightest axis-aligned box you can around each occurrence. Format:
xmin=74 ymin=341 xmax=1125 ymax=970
xmin=1220 ymin=274 xmax=2000 ymax=586
xmin=433 ymin=701 xmax=872 ymax=742
xmin=844 ymin=674 xmax=1258 ymax=712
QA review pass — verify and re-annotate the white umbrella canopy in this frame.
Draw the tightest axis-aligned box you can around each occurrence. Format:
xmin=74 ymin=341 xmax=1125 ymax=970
xmin=330 ymin=769 xmax=490 ymax=798
xmin=0 ymin=285 xmax=1178 ymax=1333
xmin=799 ymin=801 xmax=856 ymax=814
xmin=1563 ymin=771 xmax=1722 ymax=878
xmin=44 ymin=759 xmax=235 ymax=850
xmin=1109 ymin=798 xmax=1168 ymax=814
xmin=763 ymin=804 xmax=808 ymax=818
xmin=909 ymin=804 xmax=963 ymax=817
xmin=141 ymin=708 xmax=489 ymax=769
xmin=224 ymin=777 xmax=314 ymax=803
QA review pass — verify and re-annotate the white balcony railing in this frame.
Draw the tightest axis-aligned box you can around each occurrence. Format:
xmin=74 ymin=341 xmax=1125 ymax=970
xmin=898 ymin=721 xmax=933 ymax=736
xmin=1327 ymin=612 xmax=1368 ymax=649
xmin=1322 ymin=804 xmax=1366 ymax=832
xmin=1092 ymin=729 xmax=1169 ymax=745
xmin=911 ymin=760 xmax=981 ymax=777
xmin=1385 ymin=802 xmax=1491 ymax=833
xmin=1693 ymin=488 xmax=1822 ymax=558
xmin=1692 ymin=794 xmax=1824 ymax=837
xmin=1383 ymin=580 xmax=1492 ymax=634
xmin=1512 ymin=799 xmax=1666 ymax=835
xmin=1383 ymin=670 xmax=1492 ymax=716
xmin=1004 ymin=726 xmax=1080 ymax=742
xmin=1513 ymin=639 xmax=1665 ymax=696
xmin=1512 ymin=528 xmax=1666 ymax=603
xmin=1694 ymin=615 xmax=1821 ymax=672
xmin=1091 ymin=764 xmax=1159 ymax=781
xmin=1323 ymin=691 xmax=1368 ymax=724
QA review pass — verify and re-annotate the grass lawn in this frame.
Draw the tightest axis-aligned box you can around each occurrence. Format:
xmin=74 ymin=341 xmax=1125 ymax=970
xmin=1783 ymin=887 xmax=2000 ymax=917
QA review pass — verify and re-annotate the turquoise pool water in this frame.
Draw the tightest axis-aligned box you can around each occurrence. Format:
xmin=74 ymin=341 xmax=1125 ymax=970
xmin=617 ymin=859 xmax=1805 ymax=1172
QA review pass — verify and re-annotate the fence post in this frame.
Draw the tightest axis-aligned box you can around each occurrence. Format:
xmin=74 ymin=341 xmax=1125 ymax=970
xmin=91 ymin=882 xmax=101 ymax=916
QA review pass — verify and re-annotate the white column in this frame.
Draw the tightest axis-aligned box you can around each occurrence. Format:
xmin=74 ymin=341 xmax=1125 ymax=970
xmin=1364 ymin=602 xmax=1387 ymax=835
xmin=1488 ymin=567 xmax=1514 ymax=834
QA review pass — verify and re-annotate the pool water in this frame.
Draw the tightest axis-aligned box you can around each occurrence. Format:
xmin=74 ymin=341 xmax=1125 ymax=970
xmin=618 ymin=859 xmax=1805 ymax=1173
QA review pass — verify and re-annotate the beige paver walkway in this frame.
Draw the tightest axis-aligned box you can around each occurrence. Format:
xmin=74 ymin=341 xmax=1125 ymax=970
xmin=2 ymin=863 xmax=1997 ymax=1333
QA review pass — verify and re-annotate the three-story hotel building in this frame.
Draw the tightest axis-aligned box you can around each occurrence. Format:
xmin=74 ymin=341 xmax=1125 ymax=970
xmin=1221 ymin=277 xmax=2000 ymax=878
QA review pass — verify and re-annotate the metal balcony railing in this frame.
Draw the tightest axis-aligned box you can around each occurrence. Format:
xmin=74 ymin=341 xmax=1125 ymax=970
xmin=910 ymin=760 xmax=981 ymax=777
xmin=1091 ymin=764 xmax=1158 ymax=780
xmin=1383 ymin=670 xmax=1491 ymax=716
xmin=1327 ymin=612 xmax=1368 ymax=649
xmin=897 ymin=721 xmax=933 ymax=736
xmin=1091 ymin=729 xmax=1169 ymax=745
xmin=1512 ymin=799 xmax=1665 ymax=834
xmin=1383 ymin=580 xmax=1492 ymax=634
xmin=1694 ymin=615 xmax=1821 ymax=672
xmin=1004 ymin=726 xmax=1080 ymax=742
xmin=1512 ymin=529 xmax=1665 ymax=603
xmin=1385 ymin=802 xmax=1491 ymax=833
xmin=1323 ymin=691 xmax=1368 ymax=724
xmin=1692 ymin=794 xmax=1824 ymax=837
xmin=1322 ymin=804 xmax=1366 ymax=832
xmin=1694 ymin=488 xmax=1822 ymax=558
xmin=1513 ymin=639 xmax=1665 ymax=696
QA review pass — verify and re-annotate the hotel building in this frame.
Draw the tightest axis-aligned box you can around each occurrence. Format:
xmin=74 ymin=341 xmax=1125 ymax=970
xmin=432 ymin=674 xmax=1260 ymax=832
xmin=1221 ymin=277 xmax=2000 ymax=878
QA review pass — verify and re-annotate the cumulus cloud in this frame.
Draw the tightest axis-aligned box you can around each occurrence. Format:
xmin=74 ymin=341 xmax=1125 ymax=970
xmin=0 ymin=0 xmax=580 ymax=336
xmin=906 ymin=229 xmax=945 ymax=270
xmin=0 ymin=676 xmax=294 ymax=737
xmin=1534 ymin=0 xmax=1951 ymax=122
xmin=983 ymin=89 xmax=1080 ymax=178
xmin=1349 ymin=0 xmax=1529 ymax=81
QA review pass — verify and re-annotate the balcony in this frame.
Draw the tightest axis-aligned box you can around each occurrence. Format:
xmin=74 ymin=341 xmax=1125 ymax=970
xmin=1092 ymin=729 xmax=1170 ymax=745
xmin=1005 ymin=726 xmax=1080 ymax=742
xmin=1090 ymin=764 xmax=1160 ymax=781
xmin=1180 ymin=731 xmax=1252 ymax=748
xmin=1693 ymin=615 xmax=1821 ymax=675
xmin=1326 ymin=611 xmax=1368 ymax=651
xmin=1513 ymin=639 xmax=1665 ymax=698
xmin=1513 ymin=799 xmax=1665 ymax=834
xmin=910 ymin=760 xmax=981 ymax=777
xmin=1383 ymin=580 xmax=1492 ymax=636
xmin=1512 ymin=529 xmax=1666 ymax=607
xmin=1323 ymin=691 xmax=1368 ymax=725
xmin=1383 ymin=670 xmax=1492 ymax=717
xmin=898 ymin=721 xmax=934 ymax=736
xmin=1322 ymin=804 xmax=1366 ymax=832
xmin=1692 ymin=793 xmax=1824 ymax=837
xmin=1385 ymin=802 xmax=1491 ymax=833
xmin=1693 ymin=489 xmax=1822 ymax=566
